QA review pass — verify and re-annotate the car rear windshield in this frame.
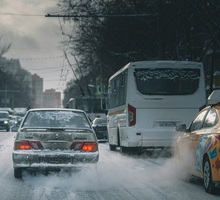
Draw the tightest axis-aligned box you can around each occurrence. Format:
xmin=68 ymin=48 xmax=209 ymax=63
xmin=134 ymin=68 xmax=200 ymax=95
xmin=22 ymin=110 xmax=91 ymax=129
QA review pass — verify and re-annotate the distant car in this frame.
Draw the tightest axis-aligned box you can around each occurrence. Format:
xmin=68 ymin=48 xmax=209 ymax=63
xmin=9 ymin=115 xmax=18 ymax=127
xmin=175 ymin=90 xmax=220 ymax=194
xmin=0 ymin=111 xmax=10 ymax=131
xmin=92 ymin=117 xmax=108 ymax=142
xmin=12 ymin=108 xmax=99 ymax=179
xmin=14 ymin=115 xmax=23 ymax=126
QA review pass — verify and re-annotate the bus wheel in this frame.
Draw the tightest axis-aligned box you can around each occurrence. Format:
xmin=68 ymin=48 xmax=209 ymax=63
xmin=120 ymin=146 xmax=128 ymax=154
xmin=120 ymin=147 xmax=142 ymax=155
xmin=109 ymin=144 xmax=117 ymax=151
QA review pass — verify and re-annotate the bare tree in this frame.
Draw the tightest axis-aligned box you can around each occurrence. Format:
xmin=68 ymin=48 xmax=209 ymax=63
xmin=57 ymin=0 xmax=220 ymax=101
xmin=0 ymin=35 xmax=12 ymax=57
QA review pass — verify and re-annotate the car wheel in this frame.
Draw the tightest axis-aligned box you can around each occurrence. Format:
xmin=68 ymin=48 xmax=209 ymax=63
xmin=14 ymin=168 xmax=22 ymax=179
xmin=203 ymin=157 xmax=216 ymax=194
xmin=6 ymin=127 xmax=10 ymax=132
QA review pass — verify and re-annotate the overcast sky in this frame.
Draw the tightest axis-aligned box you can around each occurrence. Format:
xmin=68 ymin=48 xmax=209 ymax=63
xmin=0 ymin=0 xmax=72 ymax=97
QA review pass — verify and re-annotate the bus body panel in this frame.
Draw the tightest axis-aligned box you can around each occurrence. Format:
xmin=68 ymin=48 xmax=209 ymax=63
xmin=107 ymin=105 xmax=126 ymax=146
xmin=108 ymin=106 xmax=203 ymax=148
xmin=107 ymin=60 xmax=206 ymax=151
xmin=130 ymin=107 xmax=201 ymax=148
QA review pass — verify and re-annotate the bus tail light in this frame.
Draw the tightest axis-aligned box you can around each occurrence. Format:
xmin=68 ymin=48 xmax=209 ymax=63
xmin=128 ymin=104 xmax=136 ymax=126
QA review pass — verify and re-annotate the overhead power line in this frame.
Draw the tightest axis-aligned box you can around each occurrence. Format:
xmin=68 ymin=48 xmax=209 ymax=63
xmin=0 ymin=12 xmax=43 ymax=17
xmin=64 ymin=51 xmax=85 ymax=96
xmin=15 ymin=55 xmax=64 ymax=60
xmin=45 ymin=13 xmax=152 ymax=18
xmin=0 ymin=12 xmax=152 ymax=18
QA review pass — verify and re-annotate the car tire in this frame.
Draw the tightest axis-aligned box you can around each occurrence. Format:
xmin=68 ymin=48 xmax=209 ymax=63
xmin=203 ymin=156 xmax=216 ymax=194
xmin=14 ymin=168 xmax=22 ymax=179
xmin=6 ymin=127 xmax=10 ymax=132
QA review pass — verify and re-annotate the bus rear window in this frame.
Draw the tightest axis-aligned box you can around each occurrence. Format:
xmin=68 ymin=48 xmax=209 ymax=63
xmin=134 ymin=68 xmax=200 ymax=95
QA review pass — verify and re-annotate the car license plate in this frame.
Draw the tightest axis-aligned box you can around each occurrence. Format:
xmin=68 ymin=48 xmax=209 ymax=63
xmin=158 ymin=122 xmax=176 ymax=127
xmin=39 ymin=157 xmax=70 ymax=164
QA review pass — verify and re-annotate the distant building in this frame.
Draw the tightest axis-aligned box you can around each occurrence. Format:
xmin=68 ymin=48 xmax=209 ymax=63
xmin=0 ymin=57 xmax=21 ymax=74
xmin=0 ymin=57 xmax=32 ymax=108
xmin=0 ymin=57 xmax=61 ymax=109
xmin=32 ymin=74 xmax=43 ymax=108
xmin=43 ymin=89 xmax=61 ymax=108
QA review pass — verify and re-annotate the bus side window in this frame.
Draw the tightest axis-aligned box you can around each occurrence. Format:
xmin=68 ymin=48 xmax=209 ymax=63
xmin=119 ymin=74 xmax=124 ymax=105
xmin=115 ymin=78 xmax=120 ymax=106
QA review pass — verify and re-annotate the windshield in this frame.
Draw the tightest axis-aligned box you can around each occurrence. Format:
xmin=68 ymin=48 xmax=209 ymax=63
xmin=134 ymin=68 xmax=200 ymax=95
xmin=22 ymin=110 xmax=91 ymax=129
xmin=0 ymin=113 xmax=9 ymax=118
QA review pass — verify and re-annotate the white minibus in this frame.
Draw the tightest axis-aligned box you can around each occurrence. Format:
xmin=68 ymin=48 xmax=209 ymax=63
xmin=106 ymin=60 xmax=206 ymax=154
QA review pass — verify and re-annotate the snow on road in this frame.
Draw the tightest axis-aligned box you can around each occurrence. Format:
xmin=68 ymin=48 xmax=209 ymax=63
xmin=0 ymin=131 xmax=219 ymax=200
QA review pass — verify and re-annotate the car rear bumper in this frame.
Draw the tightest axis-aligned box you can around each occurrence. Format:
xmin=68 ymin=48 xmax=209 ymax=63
xmin=0 ymin=125 xmax=10 ymax=130
xmin=12 ymin=150 xmax=99 ymax=169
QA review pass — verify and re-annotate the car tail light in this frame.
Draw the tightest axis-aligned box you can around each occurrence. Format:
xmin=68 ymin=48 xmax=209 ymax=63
xmin=128 ymin=104 xmax=136 ymax=126
xmin=70 ymin=142 xmax=98 ymax=152
xmin=15 ymin=141 xmax=43 ymax=150
xmin=15 ymin=141 xmax=31 ymax=150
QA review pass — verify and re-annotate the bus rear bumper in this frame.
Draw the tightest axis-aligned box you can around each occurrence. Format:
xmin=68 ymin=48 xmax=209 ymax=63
xmin=121 ymin=129 xmax=178 ymax=149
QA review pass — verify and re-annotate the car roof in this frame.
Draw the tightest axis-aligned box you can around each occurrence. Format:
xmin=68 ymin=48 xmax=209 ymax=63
xmin=93 ymin=117 xmax=107 ymax=123
xmin=208 ymin=90 xmax=220 ymax=105
xmin=27 ymin=108 xmax=84 ymax=112
xmin=94 ymin=117 xmax=107 ymax=119
xmin=0 ymin=111 xmax=9 ymax=114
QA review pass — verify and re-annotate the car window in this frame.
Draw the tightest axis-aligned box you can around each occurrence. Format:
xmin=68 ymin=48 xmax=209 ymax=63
xmin=202 ymin=109 xmax=218 ymax=129
xmin=189 ymin=109 xmax=209 ymax=132
xmin=22 ymin=110 xmax=91 ymax=129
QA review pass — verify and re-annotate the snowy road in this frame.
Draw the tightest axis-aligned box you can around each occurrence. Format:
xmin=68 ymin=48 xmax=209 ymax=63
xmin=0 ymin=131 xmax=219 ymax=200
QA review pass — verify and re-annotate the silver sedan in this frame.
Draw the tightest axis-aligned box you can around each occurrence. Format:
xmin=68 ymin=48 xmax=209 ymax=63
xmin=12 ymin=108 xmax=99 ymax=178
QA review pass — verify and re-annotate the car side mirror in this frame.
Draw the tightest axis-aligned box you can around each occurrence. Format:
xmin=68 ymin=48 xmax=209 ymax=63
xmin=176 ymin=124 xmax=187 ymax=132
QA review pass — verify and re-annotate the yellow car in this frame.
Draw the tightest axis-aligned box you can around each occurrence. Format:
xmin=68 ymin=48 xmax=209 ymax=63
xmin=175 ymin=90 xmax=220 ymax=194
